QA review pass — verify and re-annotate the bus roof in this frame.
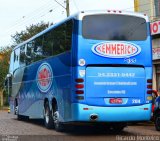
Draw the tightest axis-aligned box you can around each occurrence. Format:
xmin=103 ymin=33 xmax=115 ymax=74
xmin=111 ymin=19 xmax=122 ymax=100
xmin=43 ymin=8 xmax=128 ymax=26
xmin=78 ymin=10 xmax=149 ymax=21
xmin=13 ymin=10 xmax=149 ymax=51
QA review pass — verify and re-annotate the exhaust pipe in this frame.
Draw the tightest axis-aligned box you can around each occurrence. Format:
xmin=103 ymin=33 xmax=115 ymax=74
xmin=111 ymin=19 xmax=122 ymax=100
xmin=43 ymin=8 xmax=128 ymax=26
xmin=90 ymin=114 xmax=98 ymax=121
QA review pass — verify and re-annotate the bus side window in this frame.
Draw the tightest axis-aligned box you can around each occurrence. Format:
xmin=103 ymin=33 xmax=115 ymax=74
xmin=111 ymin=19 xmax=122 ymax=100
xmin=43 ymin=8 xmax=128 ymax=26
xmin=33 ymin=36 xmax=44 ymax=62
xmin=20 ymin=45 xmax=26 ymax=67
xmin=25 ymin=41 xmax=34 ymax=64
xmin=52 ymin=21 xmax=71 ymax=56
xmin=43 ymin=31 xmax=53 ymax=57
xmin=9 ymin=52 xmax=14 ymax=74
xmin=65 ymin=20 xmax=73 ymax=51
xmin=13 ymin=48 xmax=20 ymax=71
xmin=53 ymin=25 xmax=65 ymax=55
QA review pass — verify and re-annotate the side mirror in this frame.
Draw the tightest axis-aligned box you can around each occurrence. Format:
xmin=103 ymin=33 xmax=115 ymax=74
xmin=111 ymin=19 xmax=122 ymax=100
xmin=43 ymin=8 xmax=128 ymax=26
xmin=7 ymin=73 xmax=12 ymax=78
xmin=5 ymin=73 xmax=12 ymax=88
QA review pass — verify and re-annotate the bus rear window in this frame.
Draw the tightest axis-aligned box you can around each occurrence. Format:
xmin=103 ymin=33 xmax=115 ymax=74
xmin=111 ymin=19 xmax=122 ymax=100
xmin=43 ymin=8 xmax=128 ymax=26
xmin=82 ymin=14 xmax=147 ymax=41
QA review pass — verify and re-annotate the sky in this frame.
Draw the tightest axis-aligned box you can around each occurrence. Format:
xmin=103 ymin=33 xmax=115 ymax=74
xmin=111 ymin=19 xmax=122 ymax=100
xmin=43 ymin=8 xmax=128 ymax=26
xmin=0 ymin=0 xmax=134 ymax=47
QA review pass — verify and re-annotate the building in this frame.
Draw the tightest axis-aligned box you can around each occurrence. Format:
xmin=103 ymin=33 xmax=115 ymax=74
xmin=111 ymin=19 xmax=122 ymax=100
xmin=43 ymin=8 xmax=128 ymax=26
xmin=135 ymin=0 xmax=160 ymax=93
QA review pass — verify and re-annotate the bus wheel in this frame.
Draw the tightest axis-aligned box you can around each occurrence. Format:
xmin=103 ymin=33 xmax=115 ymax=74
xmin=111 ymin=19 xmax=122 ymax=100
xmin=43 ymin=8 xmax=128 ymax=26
xmin=44 ymin=101 xmax=54 ymax=129
xmin=14 ymin=99 xmax=18 ymax=115
xmin=15 ymin=104 xmax=29 ymax=120
xmin=53 ymin=104 xmax=64 ymax=132
xmin=155 ymin=114 xmax=160 ymax=131
xmin=15 ymin=105 xmax=18 ymax=115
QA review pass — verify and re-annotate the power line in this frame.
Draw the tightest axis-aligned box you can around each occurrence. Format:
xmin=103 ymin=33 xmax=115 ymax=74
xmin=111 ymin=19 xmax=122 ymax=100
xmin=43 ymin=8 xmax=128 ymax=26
xmin=54 ymin=0 xmax=66 ymax=9
xmin=4 ymin=0 xmax=64 ymax=34
xmin=54 ymin=0 xmax=70 ymax=16
xmin=0 ymin=1 xmax=65 ymax=45
xmin=5 ymin=0 xmax=154 ymax=36
xmin=7 ymin=0 xmax=55 ymax=28
xmin=0 ymin=1 xmax=158 ymax=46
xmin=6 ymin=1 xmax=157 ymax=34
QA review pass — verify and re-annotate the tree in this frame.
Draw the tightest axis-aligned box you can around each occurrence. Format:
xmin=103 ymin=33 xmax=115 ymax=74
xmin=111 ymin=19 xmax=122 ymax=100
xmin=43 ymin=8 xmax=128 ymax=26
xmin=11 ymin=21 xmax=50 ymax=45
xmin=0 ymin=47 xmax=12 ymax=106
xmin=0 ymin=22 xmax=49 ymax=90
xmin=0 ymin=22 xmax=50 ymax=106
xmin=0 ymin=47 xmax=11 ymax=90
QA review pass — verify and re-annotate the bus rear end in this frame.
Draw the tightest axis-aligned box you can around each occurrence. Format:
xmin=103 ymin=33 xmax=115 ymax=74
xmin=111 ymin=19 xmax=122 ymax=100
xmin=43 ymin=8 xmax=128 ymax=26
xmin=71 ymin=11 xmax=152 ymax=124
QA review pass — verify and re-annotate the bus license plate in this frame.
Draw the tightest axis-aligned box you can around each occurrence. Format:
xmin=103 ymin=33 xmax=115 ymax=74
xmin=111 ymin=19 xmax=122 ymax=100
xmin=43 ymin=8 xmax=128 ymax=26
xmin=109 ymin=98 xmax=122 ymax=104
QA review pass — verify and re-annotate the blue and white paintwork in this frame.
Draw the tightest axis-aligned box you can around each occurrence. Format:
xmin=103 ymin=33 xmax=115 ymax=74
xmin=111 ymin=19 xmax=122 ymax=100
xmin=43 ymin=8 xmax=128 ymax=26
xmin=8 ymin=10 xmax=152 ymax=123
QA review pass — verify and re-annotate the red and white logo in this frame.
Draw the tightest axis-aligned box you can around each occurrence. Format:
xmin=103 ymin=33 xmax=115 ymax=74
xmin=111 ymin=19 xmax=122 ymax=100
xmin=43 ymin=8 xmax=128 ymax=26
xmin=37 ymin=63 xmax=53 ymax=93
xmin=92 ymin=42 xmax=141 ymax=58
xmin=150 ymin=21 xmax=160 ymax=35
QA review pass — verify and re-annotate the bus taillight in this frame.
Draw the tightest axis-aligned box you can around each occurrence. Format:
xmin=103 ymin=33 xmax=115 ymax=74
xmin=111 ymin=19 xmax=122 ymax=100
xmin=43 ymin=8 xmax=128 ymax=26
xmin=76 ymin=90 xmax=84 ymax=94
xmin=75 ymin=84 xmax=84 ymax=89
xmin=147 ymin=79 xmax=152 ymax=83
xmin=75 ymin=78 xmax=84 ymax=83
xmin=147 ymin=90 xmax=152 ymax=94
xmin=75 ymin=78 xmax=84 ymax=96
xmin=147 ymin=85 xmax=152 ymax=89
xmin=147 ymin=79 xmax=152 ymax=94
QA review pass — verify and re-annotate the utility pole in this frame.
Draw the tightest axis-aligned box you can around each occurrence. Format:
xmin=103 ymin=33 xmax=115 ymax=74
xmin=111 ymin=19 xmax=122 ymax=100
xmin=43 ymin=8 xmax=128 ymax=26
xmin=66 ymin=0 xmax=70 ymax=17
xmin=54 ymin=0 xmax=69 ymax=17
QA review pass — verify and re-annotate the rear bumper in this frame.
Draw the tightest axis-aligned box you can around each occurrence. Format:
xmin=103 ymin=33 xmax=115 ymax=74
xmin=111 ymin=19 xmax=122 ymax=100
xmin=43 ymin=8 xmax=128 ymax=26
xmin=71 ymin=103 xmax=152 ymax=122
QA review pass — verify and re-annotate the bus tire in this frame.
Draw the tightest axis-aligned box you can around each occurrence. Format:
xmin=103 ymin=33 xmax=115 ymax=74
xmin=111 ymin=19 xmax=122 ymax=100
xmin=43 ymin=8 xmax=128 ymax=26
xmin=15 ymin=103 xmax=29 ymax=121
xmin=14 ymin=99 xmax=18 ymax=115
xmin=44 ymin=101 xmax=54 ymax=129
xmin=17 ymin=114 xmax=29 ymax=121
xmin=53 ymin=104 xmax=64 ymax=132
xmin=155 ymin=114 xmax=160 ymax=131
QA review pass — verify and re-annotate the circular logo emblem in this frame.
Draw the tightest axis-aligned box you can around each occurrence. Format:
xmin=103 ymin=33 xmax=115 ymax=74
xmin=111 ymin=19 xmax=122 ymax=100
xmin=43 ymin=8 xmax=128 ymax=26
xmin=79 ymin=59 xmax=86 ymax=66
xmin=37 ymin=63 xmax=53 ymax=93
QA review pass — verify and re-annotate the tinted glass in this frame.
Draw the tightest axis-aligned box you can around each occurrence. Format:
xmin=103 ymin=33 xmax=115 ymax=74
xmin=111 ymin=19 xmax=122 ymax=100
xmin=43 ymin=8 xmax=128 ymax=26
xmin=19 ymin=20 xmax=73 ymax=65
xmin=33 ymin=36 xmax=44 ymax=61
xmin=43 ymin=31 xmax=53 ymax=57
xmin=20 ymin=45 xmax=26 ymax=65
xmin=83 ymin=14 xmax=147 ymax=41
xmin=52 ymin=20 xmax=72 ymax=55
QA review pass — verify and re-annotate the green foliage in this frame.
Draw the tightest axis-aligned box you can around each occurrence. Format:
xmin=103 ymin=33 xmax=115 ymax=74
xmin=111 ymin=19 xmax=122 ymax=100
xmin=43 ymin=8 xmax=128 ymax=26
xmin=11 ymin=22 xmax=50 ymax=45
xmin=0 ymin=22 xmax=49 ymax=90
xmin=0 ymin=47 xmax=12 ymax=90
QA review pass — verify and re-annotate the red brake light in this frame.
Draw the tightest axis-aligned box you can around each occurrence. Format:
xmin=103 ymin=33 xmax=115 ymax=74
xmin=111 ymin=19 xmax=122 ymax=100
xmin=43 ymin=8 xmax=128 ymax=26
xmin=147 ymin=85 xmax=152 ymax=89
xmin=75 ymin=84 xmax=84 ymax=89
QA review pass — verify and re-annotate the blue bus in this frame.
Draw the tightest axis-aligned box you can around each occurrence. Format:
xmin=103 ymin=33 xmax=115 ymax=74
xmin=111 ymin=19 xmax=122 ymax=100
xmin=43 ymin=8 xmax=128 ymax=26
xmin=6 ymin=10 xmax=153 ymax=132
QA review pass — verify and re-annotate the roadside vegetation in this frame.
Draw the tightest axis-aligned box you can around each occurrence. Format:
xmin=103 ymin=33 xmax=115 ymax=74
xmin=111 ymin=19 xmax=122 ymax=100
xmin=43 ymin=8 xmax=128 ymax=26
xmin=0 ymin=22 xmax=49 ymax=107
